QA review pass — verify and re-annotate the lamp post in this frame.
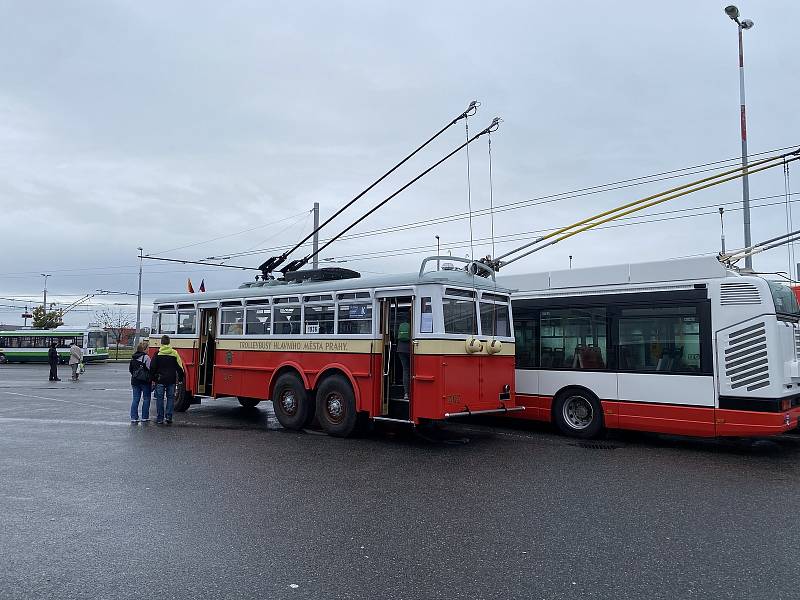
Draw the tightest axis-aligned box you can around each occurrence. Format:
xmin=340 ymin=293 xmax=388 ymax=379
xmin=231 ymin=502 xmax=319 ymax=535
xmin=134 ymin=247 xmax=143 ymax=348
xmin=435 ymin=235 xmax=440 ymax=270
xmin=41 ymin=273 xmax=50 ymax=309
xmin=724 ymin=5 xmax=755 ymax=269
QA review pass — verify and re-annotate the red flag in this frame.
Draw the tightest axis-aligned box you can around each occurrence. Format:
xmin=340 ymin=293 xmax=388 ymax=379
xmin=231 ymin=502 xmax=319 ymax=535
xmin=187 ymin=278 xmax=195 ymax=293
xmin=199 ymin=279 xmax=205 ymax=292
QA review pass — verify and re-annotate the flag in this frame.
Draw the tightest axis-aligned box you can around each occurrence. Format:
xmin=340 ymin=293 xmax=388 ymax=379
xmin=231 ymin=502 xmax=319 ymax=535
xmin=199 ymin=279 xmax=205 ymax=292
xmin=187 ymin=278 xmax=194 ymax=293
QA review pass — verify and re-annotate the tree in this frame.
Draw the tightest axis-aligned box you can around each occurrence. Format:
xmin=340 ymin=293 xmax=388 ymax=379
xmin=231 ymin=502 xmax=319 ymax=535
xmin=95 ymin=307 xmax=134 ymax=359
xmin=32 ymin=305 xmax=64 ymax=329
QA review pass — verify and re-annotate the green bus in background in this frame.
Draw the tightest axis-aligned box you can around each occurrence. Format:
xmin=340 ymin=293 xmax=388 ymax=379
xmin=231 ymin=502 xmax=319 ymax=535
xmin=0 ymin=327 xmax=109 ymax=364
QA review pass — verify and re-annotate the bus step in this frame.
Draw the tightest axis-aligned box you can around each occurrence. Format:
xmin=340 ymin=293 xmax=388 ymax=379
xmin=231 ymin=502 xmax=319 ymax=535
xmin=373 ymin=417 xmax=415 ymax=425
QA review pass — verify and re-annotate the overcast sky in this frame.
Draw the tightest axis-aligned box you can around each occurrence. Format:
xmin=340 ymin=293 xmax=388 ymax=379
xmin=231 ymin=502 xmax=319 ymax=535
xmin=1 ymin=1 xmax=799 ymax=327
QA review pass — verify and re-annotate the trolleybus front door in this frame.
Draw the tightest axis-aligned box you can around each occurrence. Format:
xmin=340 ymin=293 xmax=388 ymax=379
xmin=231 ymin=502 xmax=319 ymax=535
xmin=198 ymin=309 xmax=216 ymax=395
xmin=380 ymin=296 xmax=414 ymax=420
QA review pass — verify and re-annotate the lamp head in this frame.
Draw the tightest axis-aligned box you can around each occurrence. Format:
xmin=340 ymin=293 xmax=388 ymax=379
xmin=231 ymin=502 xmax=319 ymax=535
xmin=741 ymin=18 xmax=754 ymax=29
xmin=724 ymin=5 xmax=740 ymax=19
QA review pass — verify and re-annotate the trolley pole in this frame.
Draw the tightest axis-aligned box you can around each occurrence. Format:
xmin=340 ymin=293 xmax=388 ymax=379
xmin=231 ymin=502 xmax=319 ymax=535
xmin=134 ymin=247 xmax=143 ymax=348
xmin=725 ymin=6 xmax=754 ymax=269
xmin=436 ymin=235 xmax=440 ymax=270
xmin=312 ymin=203 xmax=320 ymax=270
xmin=719 ymin=207 xmax=726 ymax=254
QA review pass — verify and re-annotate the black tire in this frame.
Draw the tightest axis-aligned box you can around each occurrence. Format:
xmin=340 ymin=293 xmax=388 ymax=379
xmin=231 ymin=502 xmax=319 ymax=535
xmin=316 ymin=375 xmax=358 ymax=437
xmin=272 ymin=372 xmax=312 ymax=430
xmin=553 ymin=389 xmax=604 ymax=439
xmin=174 ymin=382 xmax=191 ymax=412
xmin=0 ymin=354 xmax=7 ymax=364
xmin=238 ymin=397 xmax=261 ymax=409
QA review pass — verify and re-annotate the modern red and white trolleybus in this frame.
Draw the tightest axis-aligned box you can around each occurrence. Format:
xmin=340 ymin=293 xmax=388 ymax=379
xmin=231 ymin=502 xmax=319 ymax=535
xmin=501 ymin=256 xmax=800 ymax=438
xmin=148 ymin=257 xmax=519 ymax=436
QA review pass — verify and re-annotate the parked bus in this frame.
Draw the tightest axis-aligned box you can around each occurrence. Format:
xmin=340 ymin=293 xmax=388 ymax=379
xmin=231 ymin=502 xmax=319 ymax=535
xmin=501 ymin=256 xmax=800 ymax=438
xmin=148 ymin=257 xmax=519 ymax=436
xmin=0 ymin=326 xmax=109 ymax=364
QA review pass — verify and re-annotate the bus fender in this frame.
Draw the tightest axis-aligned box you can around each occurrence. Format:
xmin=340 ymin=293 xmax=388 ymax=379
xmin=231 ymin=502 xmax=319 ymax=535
xmin=268 ymin=362 xmax=311 ymax=397
xmin=314 ymin=365 xmax=361 ymax=410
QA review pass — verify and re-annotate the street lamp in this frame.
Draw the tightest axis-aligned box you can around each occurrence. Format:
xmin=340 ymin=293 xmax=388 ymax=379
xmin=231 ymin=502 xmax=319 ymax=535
xmin=724 ymin=5 xmax=755 ymax=269
xmin=134 ymin=247 xmax=143 ymax=349
xmin=40 ymin=273 xmax=50 ymax=309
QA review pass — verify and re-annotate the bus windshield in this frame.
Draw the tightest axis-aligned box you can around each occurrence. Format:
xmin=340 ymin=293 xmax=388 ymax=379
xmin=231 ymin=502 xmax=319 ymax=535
xmin=767 ymin=281 xmax=800 ymax=317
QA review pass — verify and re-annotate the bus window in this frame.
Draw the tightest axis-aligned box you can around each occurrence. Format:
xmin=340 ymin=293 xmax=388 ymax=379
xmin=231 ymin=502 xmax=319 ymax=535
xmin=480 ymin=302 xmax=511 ymax=337
xmin=151 ymin=312 xmax=159 ymax=333
xmin=160 ymin=312 xmax=177 ymax=334
xmin=419 ymin=297 xmax=433 ymax=333
xmin=273 ymin=305 xmax=301 ymax=335
xmin=442 ymin=295 xmax=477 ymax=335
xmin=220 ymin=307 xmax=244 ymax=335
xmin=304 ymin=303 xmax=334 ymax=335
xmin=338 ymin=302 xmax=372 ymax=334
xmin=88 ymin=331 xmax=107 ymax=349
xmin=540 ymin=308 xmax=606 ymax=370
xmin=178 ymin=311 xmax=197 ymax=334
xmin=618 ymin=306 xmax=700 ymax=373
xmin=245 ymin=305 xmax=271 ymax=335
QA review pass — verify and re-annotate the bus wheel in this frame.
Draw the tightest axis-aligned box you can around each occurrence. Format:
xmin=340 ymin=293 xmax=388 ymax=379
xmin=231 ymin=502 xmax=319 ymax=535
xmin=174 ymin=383 xmax=191 ymax=413
xmin=316 ymin=375 xmax=357 ymax=437
xmin=553 ymin=390 xmax=603 ymax=439
xmin=272 ymin=373 xmax=312 ymax=430
xmin=238 ymin=397 xmax=261 ymax=409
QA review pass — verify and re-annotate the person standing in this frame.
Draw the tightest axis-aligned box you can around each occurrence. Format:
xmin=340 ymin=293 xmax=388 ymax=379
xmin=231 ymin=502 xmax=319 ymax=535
xmin=150 ymin=335 xmax=184 ymax=425
xmin=48 ymin=342 xmax=61 ymax=381
xmin=69 ymin=341 xmax=83 ymax=381
xmin=129 ymin=341 xmax=152 ymax=423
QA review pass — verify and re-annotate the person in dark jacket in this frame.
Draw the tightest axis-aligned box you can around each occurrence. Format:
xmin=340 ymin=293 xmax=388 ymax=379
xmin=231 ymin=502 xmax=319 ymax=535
xmin=48 ymin=342 xmax=61 ymax=381
xmin=128 ymin=341 xmax=152 ymax=423
xmin=150 ymin=335 xmax=185 ymax=425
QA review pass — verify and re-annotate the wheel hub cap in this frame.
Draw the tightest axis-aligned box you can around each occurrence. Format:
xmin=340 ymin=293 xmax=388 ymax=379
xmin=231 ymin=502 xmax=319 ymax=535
xmin=280 ymin=391 xmax=297 ymax=415
xmin=563 ymin=396 xmax=593 ymax=430
xmin=326 ymin=393 xmax=344 ymax=423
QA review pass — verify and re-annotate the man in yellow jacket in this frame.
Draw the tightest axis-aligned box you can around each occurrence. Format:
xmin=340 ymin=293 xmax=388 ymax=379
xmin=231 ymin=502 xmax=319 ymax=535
xmin=150 ymin=335 xmax=185 ymax=425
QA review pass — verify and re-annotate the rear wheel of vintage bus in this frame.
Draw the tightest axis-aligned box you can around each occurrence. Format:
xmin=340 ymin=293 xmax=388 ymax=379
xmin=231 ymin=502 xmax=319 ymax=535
xmin=272 ymin=373 xmax=313 ymax=430
xmin=316 ymin=375 xmax=358 ymax=437
xmin=553 ymin=389 xmax=604 ymax=439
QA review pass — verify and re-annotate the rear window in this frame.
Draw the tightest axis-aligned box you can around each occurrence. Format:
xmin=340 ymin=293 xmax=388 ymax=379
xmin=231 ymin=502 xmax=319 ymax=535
xmin=768 ymin=281 xmax=800 ymax=317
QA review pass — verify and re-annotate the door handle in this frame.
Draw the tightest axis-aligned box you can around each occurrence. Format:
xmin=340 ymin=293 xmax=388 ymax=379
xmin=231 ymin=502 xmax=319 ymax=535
xmin=383 ymin=341 xmax=392 ymax=376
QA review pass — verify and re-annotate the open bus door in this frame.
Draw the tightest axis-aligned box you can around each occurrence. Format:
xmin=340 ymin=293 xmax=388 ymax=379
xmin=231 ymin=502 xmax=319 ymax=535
xmin=197 ymin=308 xmax=216 ymax=396
xmin=380 ymin=296 xmax=414 ymax=420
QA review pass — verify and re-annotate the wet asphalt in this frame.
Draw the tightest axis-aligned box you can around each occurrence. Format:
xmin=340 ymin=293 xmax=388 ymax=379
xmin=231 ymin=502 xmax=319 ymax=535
xmin=1 ymin=362 xmax=800 ymax=600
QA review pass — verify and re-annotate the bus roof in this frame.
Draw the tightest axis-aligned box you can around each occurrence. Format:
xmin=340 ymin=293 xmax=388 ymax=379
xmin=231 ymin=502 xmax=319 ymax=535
xmin=498 ymin=255 xmax=732 ymax=294
xmin=0 ymin=327 xmax=92 ymax=336
xmin=153 ymin=267 xmax=513 ymax=306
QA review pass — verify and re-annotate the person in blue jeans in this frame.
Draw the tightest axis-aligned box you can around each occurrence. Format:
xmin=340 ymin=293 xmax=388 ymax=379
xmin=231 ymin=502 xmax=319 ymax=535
xmin=129 ymin=341 xmax=152 ymax=423
xmin=150 ymin=335 xmax=185 ymax=425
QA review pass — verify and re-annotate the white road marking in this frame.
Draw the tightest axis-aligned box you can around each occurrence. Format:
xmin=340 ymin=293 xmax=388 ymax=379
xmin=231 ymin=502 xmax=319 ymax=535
xmin=0 ymin=391 xmax=117 ymax=411
xmin=0 ymin=417 xmax=131 ymax=427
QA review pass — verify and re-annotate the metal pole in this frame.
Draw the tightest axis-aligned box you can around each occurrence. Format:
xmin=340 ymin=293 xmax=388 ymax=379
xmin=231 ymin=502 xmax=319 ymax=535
xmin=41 ymin=274 xmax=50 ymax=310
xmin=738 ymin=24 xmax=752 ymax=269
xmin=436 ymin=235 xmax=440 ymax=270
xmin=312 ymin=203 xmax=319 ymax=270
xmin=134 ymin=247 xmax=143 ymax=348
xmin=719 ymin=207 xmax=726 ymax=253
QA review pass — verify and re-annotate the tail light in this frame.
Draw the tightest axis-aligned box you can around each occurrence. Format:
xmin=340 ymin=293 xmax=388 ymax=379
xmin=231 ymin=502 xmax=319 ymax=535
xmin=781 ymin=398 xmax=791 ymax=411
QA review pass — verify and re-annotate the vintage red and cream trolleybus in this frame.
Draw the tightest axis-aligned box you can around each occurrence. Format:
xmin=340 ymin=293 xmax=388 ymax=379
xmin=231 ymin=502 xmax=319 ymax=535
xmin=149 ymin=257 xmax=519 ymax=436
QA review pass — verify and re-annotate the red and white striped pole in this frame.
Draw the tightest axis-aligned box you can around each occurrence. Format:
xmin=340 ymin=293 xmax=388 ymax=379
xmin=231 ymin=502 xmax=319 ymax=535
xmin=726 ymin=5 xmax=754 ymax=268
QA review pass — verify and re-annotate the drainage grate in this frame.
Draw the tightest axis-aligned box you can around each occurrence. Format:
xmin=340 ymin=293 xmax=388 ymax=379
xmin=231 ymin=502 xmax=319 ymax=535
xmin=568 ymin=442 xmax=619 ymax=450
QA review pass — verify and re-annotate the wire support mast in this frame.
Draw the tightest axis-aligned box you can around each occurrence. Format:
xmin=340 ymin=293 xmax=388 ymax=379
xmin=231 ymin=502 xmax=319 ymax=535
xmin=482 ymin=146 xmax=800 ymax=273
xmin=276 ymin=117 xmax=502 ymax=276
xmin=257 ymin=101 xmax=480 ymax=275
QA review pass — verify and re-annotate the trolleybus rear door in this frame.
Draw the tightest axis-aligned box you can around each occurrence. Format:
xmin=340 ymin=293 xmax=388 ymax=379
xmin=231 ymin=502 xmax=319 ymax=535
xmin=379 ymin=296 xmax=414 ymax=420
xmin=198 ymin=308 xmax=217 ymax=395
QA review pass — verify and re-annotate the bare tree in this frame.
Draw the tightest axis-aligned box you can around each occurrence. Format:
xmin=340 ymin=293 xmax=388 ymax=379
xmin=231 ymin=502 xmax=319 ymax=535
xmin=95 ymin=307 xmax=134 ymax=359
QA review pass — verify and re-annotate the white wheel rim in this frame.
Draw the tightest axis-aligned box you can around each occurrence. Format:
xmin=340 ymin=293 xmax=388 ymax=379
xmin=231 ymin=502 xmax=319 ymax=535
xmin=562 ymin=396 xmax=594 ymax=430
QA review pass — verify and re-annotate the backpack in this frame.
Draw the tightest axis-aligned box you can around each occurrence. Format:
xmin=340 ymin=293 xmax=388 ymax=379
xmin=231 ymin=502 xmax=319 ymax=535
xmin=398 ymin=322 xmax=410 ymax=342
xmin=130 ymin=355 xmax=150 ymax=384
